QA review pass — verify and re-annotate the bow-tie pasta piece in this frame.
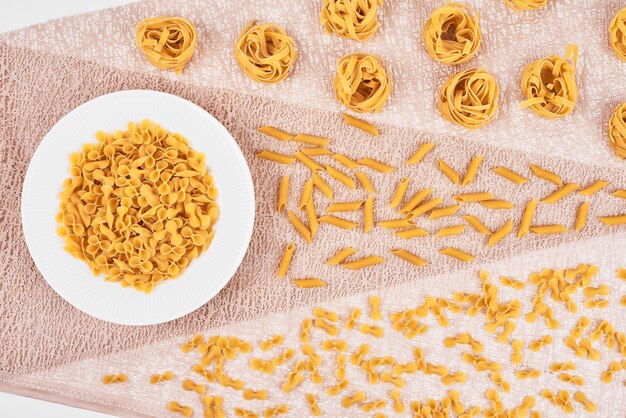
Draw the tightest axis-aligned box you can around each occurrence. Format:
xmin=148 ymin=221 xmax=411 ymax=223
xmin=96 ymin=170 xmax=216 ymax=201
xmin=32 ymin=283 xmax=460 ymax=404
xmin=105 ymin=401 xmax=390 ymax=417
xmin=320 ymin=0 xmax=383 ymax=41
xmin=333 ymin=53 xmax=391 ymax=113
xmin=608 ymin=102 xmax=626 ymax=160
xmin=438 ymin=68 xmax=499 ymax=130
xmin=422 ymin=3 xmax=482 ymax=65
xmin=504 ymin=0 xmax=547 ymax=12
xmin=135 ymin=17 xmax=197 ymax=74
xmin=609 ymin=6 xmax=626 ymax=61
xmin=234 ymin=21 xmax=297 ymax=84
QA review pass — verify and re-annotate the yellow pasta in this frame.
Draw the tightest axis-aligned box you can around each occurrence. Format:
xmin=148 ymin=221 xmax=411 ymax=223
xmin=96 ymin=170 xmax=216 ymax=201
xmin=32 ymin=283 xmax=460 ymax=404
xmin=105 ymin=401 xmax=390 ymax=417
xmin=306 ymin=199 xmax=319 ymax=237
xmin=332 ymin=154 xmax=361 ymax=169
xmin=609 ymin=6 xmax=626 ymax=61
xmin=292 ymin=133 xmax=331 ymax=147
xmin=406 ymin=142 xmax=436 ymax=165
xmin=391 ymin=249 xmax=427 ymax=267
xmin=389 ymin=178 xmax=410 ymax=208
xmin=277 ymin=175 xmax=289 ymax=212
xmin=399 ymin=189 xmax=432 ymax=214
xmin=518 ymin=199 xmax=538 ymax=237
xmin=542 ymin=183 xmax=580 ymax=203
xmin=438 ymin=159 xmax=460 ymax=184
xmin=608 ymin=102 xmax=626 ymax=159
xmin=573 ymin=392 xmax=596 ymax=413
xmin=598 ymin=214 xmax=626 ymax=225
xmin=306 ymin=393 xmax=322 ymax=416
xmin=395 ymin=227 xmax=429 ymax=239
xmin=462 ymin=215 xmax=491 ymax=234
xmin=480 ymin=200 xmax=514 ymax=209
xmin=234 ymin=21 xmax=296 ymax=84
xmin=500 ymin=276 xmax=525 ymax=290
xmin=575 ymin=202 xmax=589 ymax=232
xmin=326 ymin=164 xmax=356 ymax=189
xmin=355 ymin=171 xmax=375 ymax=193
xmin=364 ymin=195 xmax=375 ymax=233
xmin=341 ymin=255 xmax=385 ymax=270
xmin=378 ymin=219 xmax=415 ymax=229
xmin=341 ymin=112 xmax=380 ymax=136
xmin=492 ymin=167 xmax=529 ymax=184
xmin=504 ymin=0 xmax=547 ymax=11
xmin=313 ymin=173 xmax=334 ymax=200
xmin=529 ymin=224 xmax=569 ymax=235
xmin=234 ymin=408 xmax=258 ymax=418
xmin=257 ymin=126 xmax=293 ymax=141
xmin=368 ymin=296 xmax=382 ymax=321
xmin=243 ymin=389 xmax=269 ymax=401
xmin=257 ymin=150 xmax=296 ymax=164
xmin=319 ymin=215 xmax=359 ymax=230
xmin=135 ymin=17 xmax=196 ymax=74
xmin=263 ymin=405 xmax=289 ymax=417
xmin=327 ymin=201 xmax=364 ymax=212
xmin=294 ymin=152 xmax=323 ymax=172
xmin=436 ymin=225 xmax=466 ymax=237
xmin=167 ymin=401 xmax=193 ymax=417
xmin=428 ymin=204 xmax=460 ymax=220
xmin=326 ymin=247 xmax=357 ymax=265
xmin=314 ymin=307 xmax=339 ymax=322
xmin=579 ymin=180 xmax=610 ymax=196
xmin=150 ymin=371 xmax=173 ymax=384
xmin=440 ymin=247 xmax=475 ymax=262
xmin=301 ymin=147 xmax=333 ymax=156
xmin=360 ymin=323 xmax=384 ymax=338
xmin=462 ymin=156 xmax=483 ymax=186
xmin=292 ymin=278 xmax=327 ymax=288
xmin=453 ymin=192 xmax=495 ymax=202
xmin=333 ymin=53 xmax=391 ymax=113
xmin=102 ymin=373 xmax=127 ymax=384
xmin=612 ymin=189 xmax=626 ymax=199
xmin=529 ymin=164 xmax=563 ymax=186
xmin=299 ymin=178 xmax=314 ymax=209
xmin=488 ymin=220 xmax=512 ymax=247
xmin=182 ymin=378 xmax=206 ymax=395
xmin=422 ymin=3 xmax=481 ymax=65
xmin=406 ymin=197 xmax=442 ymax=219
xmin=288 ymin=211 xmax=312 ymax=243
xmin=277 ymin=243 xmax=295 ymax=278
xmin=357 ymin=158 xmax=395 ymax=173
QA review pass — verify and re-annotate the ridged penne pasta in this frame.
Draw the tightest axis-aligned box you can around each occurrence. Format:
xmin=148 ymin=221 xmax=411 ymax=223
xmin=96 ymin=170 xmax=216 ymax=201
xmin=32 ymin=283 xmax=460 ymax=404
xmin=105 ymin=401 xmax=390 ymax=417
xmin=326 ymin=247 xmax=357 ymax=265
xmin=332 ymin=154 xmax=361 ymax=169
xmin=480 ymin=200 xmax=514 ymax=209
xmin=257 ymin=126 xmax=293 ymax=141
xmin=293 ymin=278 xmax=327 ymax=288
xmin=277 ymin=175 xmax=289 ymax=212
xmin=428 ymin=204 xmax=460 ymax=220
xmin=438 ymin=159 xmax=460 ymax=184
xmin=357 ymin=158 xmax=395 ymax=173
xmin=488 ymin=220 xmax=512 ymax=247
xmin=395 ymin=227 xmax=429 ymax=239
xmin=341 ymin=256 xmax=385 ymax=270
xmin=391 ymin=249 xmax=428 ymax=267
xmin=462 ymin=155 xmax=483 ymax=186
xmin=355 ymin=171 xmax=375 ymax=194
xmin=612 ymin=189 xmax=626 ymax=199
xmin=364 ymin=195 xmax=374 ymax=233
xmin=291 ymin=133 xmax=331 ymax=146
xmin=436 ymin=224 xmax=466 ymax=237
xmin=257 ymin=150 xmax=296 ymax=164
xmin=453 ymin=192 xmax=495 ymax=202
xmin=598 ymin=214 xmax=626 ymax=225
xmin=294 ymin=151 xmax=323 ymax=172
xmin=529 ymin=224 xmax=569 ymax=235
xmin=518 ymin=199 xmax=538 ymax=238
xmin=578 ymin=181 xmax=610 ymax=196
xmin=318 ymin=215 xmax=359 ymax=230
xmin=462 ymin=215 xmax=491 ymax=234
xmin=277 ymin=243 xmax=295 ymax=278
xmin=542 ymin=183 xmax=580 ymax=203
xmin=327 ymin=201 xmax=364 ymax=212
xmin=406 ymin=197 xmax=442 ymax=219
xmin=440 ymin=247 xmax=475 ymax=262
xmin=406 ymin=143 xmax=436 ymax=165
xmin=389 ymin=177 xmax=410 ymax=208
xmin=325 ymin=165 xmax=356 ymax=189
xmin=313 ymin=173 xmax=333 ymax=200
xmin=300 ymin=147 xmax=333 ymax=156
xmin=491 ymin=167 xmax=529 ymax=184
xmin=341 ymin=113 xmax=379 ymax=136
xmin=288 ymin=211 xmax=312 ymax=243
xmin=399 ymin=189 xmax=432 ymax=214
xmin=529 ymin=164 xmax=563 ymax=186
xmin=299 ymin=178 xmax=314 ymax=209
xmin=575 ymin=202 xmax=589 ymax=232
xmin=378 ymin=219 xmax=415 ymax=229
xmin=306 ymin=199 xmax=319 ymax=237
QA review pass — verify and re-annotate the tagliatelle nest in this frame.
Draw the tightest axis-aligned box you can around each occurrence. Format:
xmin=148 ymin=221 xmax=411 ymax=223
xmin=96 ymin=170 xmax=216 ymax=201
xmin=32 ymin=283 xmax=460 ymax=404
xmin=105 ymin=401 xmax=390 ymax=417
xmin=422 ymin=2 xmax=482 ymax=65
xmin=503 ymin=0 xmax=548 ymax=12
xmin=135 ymin=16 xmax=197 ymax=74
xmin=333 ymin=53 xmax=391 ymax=113
xmin=608 ymin=102 xmax=626 ymax=160
xmin=609 ymin=6 xmax=626 ymax=61
xmin=438 ymin=68 xmax=499 ymax=130
xmin=320 ymin=0 xmax=383 ymax=42
xmin=234 ymin=21 xmax=297 ymax=84
xmin=520 ymin=44 xmax=579 ymax=119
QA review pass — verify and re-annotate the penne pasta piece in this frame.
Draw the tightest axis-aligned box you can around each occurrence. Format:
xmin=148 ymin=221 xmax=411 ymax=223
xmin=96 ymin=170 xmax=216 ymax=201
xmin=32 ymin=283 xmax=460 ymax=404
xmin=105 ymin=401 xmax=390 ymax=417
xmin=299 ymin=178 xmax=314 ymax=210
xmin=288 ymin=211 xmax=312 ymax=243
xmin=277 ymin=175 xmax=289 ymax=212
xmin=300 ymin=147 xmax=333 ymax=156
xmin=294 ymin=151 xmax=323 ymax=172
xmin=440 ymin=247 xmax=475 ymax=262
xmin=438 ymin=159 xmax=460 ymax=184
xmin=480 ymin=200 xmax=514 ymax=210
xmin=257 ymin=126 xmax=293 ymax=141
xmin=428 ymin=204 xmax=460 ymax=220
xmin=357 ymin=158 xmax=396 ymax=173
xmin=406 ymin=143 xmax=436 ymax=165
xmin=462 ymin=155 xmax=483 ymax=186
xmin=598 ymin=214 xmax=626 ymax=226
xmin=529 ymin=164 xmax=563 ymax=186
xmin=574 ymin=202 xmax=589 ymax=232
xmin=518 ymin=199 xmax=537 ymax=238
xmin=364 ymin=195 xmax=375 ymax=234
xmin=277 ymin=243 xmax=295 ymax=278
xmin=488 ymin=220 xmax=513 ymax=247
xmin=436 ymin=224 xmax=466 ymax=237
xmin=389 ymin=178 xmax=410 ymax=208
xmin=293 ymin=278 xmax=327 ymax=288
xmin=462 ymin=215 xmax=491 ymax=234
xmin=406 ymin=197 xmax=442 ymax=219
xmin=326 ymin=247 xmax=357 ymax=265
xmin=257 ymin=150 xmax=296 ymax=164
xmin=332 ymin=154 xmax=361 ymax=169
xmin=341 ymin=113 xmax=379 ymax=136
xmin=529 ymin=224 xmax=569 ymax=235
xmin=341 ymin=256 xmax=385 ymax=270
xmin=492 ymin=167 xmax=529 ymax=184
xmin=542 ymin=183 xmax=580 ymax=204
xmin=313 ymin=173 xmax=333 ymax=200
xmin=306 ymin=199 xmax=319 ymax=237
xmin=453 ymin=192 xmax=495 ymax=202
xmin=395 ymin=228 xmax=429 ymax=239
xmin=318 ymin=215 xmax=359 ymax=230
xmin=578 ymin=181 xmax=610 ymax=196
xmin=399 ymin=189 xmax=432 ymax=214
xmin=612 ymin=189 xmax=626 ymax=199
xmin=378 ymin=219 xmax=415 ymax=229
xmin=327 ymin=201 xmax=363 ymax=212
xmin=391 ymin=249 xmax=428 ymax=267
xmin=291 ymin=133 xmax=331 ymax=146
xmin=355 ymin=171 xmax=375 ymax=194
xmin=325 ymin=165 xmax=356 ymax=189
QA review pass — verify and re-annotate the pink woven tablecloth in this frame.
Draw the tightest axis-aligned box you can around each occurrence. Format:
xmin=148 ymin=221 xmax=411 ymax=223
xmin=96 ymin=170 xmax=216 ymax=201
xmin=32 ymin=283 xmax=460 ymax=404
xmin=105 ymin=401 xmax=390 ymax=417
xmin=0 ymin=0 xmax=625 ymax=416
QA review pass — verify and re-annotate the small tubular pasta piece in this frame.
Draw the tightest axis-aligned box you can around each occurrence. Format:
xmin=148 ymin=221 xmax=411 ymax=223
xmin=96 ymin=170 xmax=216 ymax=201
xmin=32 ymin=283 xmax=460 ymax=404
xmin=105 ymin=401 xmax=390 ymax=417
xmin=294 ymin=152 xmax=323 ymax=172
xmin=529 ymin=224 xmax=569 ymax=235
xmin=542 ymin=183 xmax=580 ymax=203
xmin=428 ymin=204 xmax=460 ymax=220
xmin=355 ymin=171 xmax=375 ymax=193
xmin=462 ymin=156 xmax=483 ymax=186
xmin=288 ymin=211 xmax=312 ymax=243
xmin=332 ymin=154 xmax=361 ymax=169
xmin=299 ymin=178 xmax=314 ymax=209
xmin=277 ymin=175 xmax=289 ymax=212
xmin=102 ymin=374 xmax=127 ymax=384
xmin=327 ymin=201 xmax=363 ymax=212
xmin=441 ymin=371 xmax=467 ymax=386
xmin=257 ymin=150 xmax=295 ymax=164
xmin=167 ymin=401 xmax=194 ymax=417
xmin=368 ymin=296 xmax=382 ymax=321
xmin=313 ymin=173 xmax=333 ymax=200
xmin=364 ymin=195 xmax=375 ymax=233
xmin=326 ymin=247 xmax=357 ymax=265
xmin=529 ymin=164 xmax=563 ymax=186
xmin=436 ymin=224 xmax=466 ymax=237
xmin=325 ymin=164 xmax=356 ymax=189
xmin=406 ymin=142 xmax=436 ymax=165
xmin=135 ymin=17 xmax=196 ymax=74
xmin=399 ymin=189 xmax=432 ymax=214
xmin=438 ymin=159 xmax=460 ymax=184
xmin=406 ymin=197 xmax=442 ymax=219
xmin=601 ymin=361 xmax=623 ymax=383
xmin=360 ymin=323 xmax=384 ymax=338
xmin=276 ymin=243 xmax=295 ymax=278
xmin=291 ymin=133 xmax=331 ymax=147
xmin=346 ymin=307 xmax=362 ymax=331
xmin=318 ymin=215 xmax=359 ymax=230
xmin=492 ymin=166 xmax=529 ymax=184
xmin=440 ymin=247 xmax=475 ymax=262
xmin=243 ymin=389 xmax=269 ymax=400
xmin=306 ymin=393 xmax=322 ymax=416
xmin=612 ymin=189 xmax=626 ymax=199
xmin=378 ymin=218 xmax=415 ymax=229
xmin=598 ymin=214 xmax=626 ymax=225
xmin=480 ymin=200 xmax=514 ymax=209
xmin=518 ymin=199 xmax=538 ymax=237
xmin=453 ymin=192 xmax=495 ymax=202
xmin=306 ymin=199 xmax=319 ymax=237
xmin=573 ymin=392 xmax=596 ymax=413
xmin=488 ymin=220 xmax=512 ymax=247
xmin=150 ymin=371 xmax=173 ymax=384
xmin=341 ymin=113 xmax=379 ymax=136
xmin=292 ymin=278 xmax=327 ymax=288
xmin=575 ymin=201 xmax=589 ymax=232
xmin=334 ymin=53 xmax=391 ymax=113
xmin=357 ymin=158 xmax=395 ymax=173
xmin=389 ymin=178 xmax=410 ymax=208
xmin=301 ymin=147 xmax=332 ymax=156
xmin=462 ymin=215 xmax=491 ymax=234
xmin=395 ymin=227 xmax=429 ymax=239
xmin=341 ymin=256 xmax=385 ymax=270
xmin=579 ymin=180 xmax=610 ymax=196
xmin=391 ymin=249 xmax=428 ymax=267
xmin=257 ymin=126 xmax=293 ymax=141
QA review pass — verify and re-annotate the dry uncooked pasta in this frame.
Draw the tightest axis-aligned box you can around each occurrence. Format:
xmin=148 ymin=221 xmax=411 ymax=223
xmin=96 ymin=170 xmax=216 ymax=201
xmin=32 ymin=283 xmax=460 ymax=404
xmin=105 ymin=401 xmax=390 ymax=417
xmin=320 ymin=0 xmax=383 ymax=41
xmin=438 ymin=68 xmax=499 ymax=130
xmin=234 ymin=21 xmax=297 ymax=84
xmin=135 ymin=16 xmax=197 ymax=74
xmin=422 ymin=3 xmax=482 ymax=65
xmin=608 ymin=102 xmax=626 ymax=160
xmin=341 ymin=113 xmax=380 ymax=136
xmin=503 ymin=0 xmax=547 ymax=12
xmin=277 ymin=243 xmax=295 ymax=278
xmin=609 ymin=6 xmax=626 ymax=61
xmin=333 ymin=53 xmax=391 ymax=113
xmin=520 ymin=45 xmax=579 ymax=119
xmin=56 ymin=120 xmax=219 ymax=292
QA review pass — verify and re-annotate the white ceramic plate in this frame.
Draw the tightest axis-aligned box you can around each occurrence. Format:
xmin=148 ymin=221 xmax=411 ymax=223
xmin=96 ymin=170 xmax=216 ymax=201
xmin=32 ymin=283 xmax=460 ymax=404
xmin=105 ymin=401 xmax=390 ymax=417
xmin=21 ymin=90 xmax=255 ymax=326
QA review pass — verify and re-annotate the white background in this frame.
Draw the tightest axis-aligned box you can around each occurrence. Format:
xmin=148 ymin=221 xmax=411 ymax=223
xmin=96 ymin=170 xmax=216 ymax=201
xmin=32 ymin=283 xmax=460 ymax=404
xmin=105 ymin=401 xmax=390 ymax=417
xmin=1 ymin=3 xmax=136 ymax=417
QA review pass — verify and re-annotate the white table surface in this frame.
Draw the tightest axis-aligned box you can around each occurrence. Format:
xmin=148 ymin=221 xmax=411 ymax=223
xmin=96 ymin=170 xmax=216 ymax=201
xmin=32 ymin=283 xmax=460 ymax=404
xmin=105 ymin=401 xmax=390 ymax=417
xmin=1 ymin=3 xmax=137 ymax=417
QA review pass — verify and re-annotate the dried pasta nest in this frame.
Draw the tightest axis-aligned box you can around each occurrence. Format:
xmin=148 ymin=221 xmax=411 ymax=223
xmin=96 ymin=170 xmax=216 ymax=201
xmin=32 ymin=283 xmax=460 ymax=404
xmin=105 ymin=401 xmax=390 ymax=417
xmin=135 ymin=16 xmax=197 ymax=74
xmin=608 ymin=102 xmax=626 ymax=160
xmin=333 ymin=53 xmax=391 ymax=113
xmin=234 ymin=21 xmax=297 ymax=84
xmin=422 ymin=2 xmax=482 ymax=65
xmin=503 ymin=0 xmax=547 ymax=12
xmin=438 ymin=68 xmax=499 ymax=130
xmin=609 ymin=6 xmax=626 ymax=61
xmin=57 ymin=120 xmax=219 ymax=293
xmin=320 ymin=0 xmax=383 ymax=42
xmin=520 ymin=44 xmax=579 ymax=119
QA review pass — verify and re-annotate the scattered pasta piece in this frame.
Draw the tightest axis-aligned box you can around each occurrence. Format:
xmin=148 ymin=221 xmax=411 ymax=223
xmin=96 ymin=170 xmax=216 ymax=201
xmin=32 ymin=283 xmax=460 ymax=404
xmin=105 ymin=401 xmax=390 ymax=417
xmin=440 ymin=247 xmax=475 ymax=262
xmin=391 ymin=249 xmax=428 ymax=267
xmin=428 ymin=204 xmax=460 ymax=220
xmin=182 ymin=335 xmax=204 ymax=353
xmin=389 ymin=178 xmax=410 ymax=208
xmin=259 ymin=335 xmax=284 ymax=351
xmin=395 ymin=227 xmax=429 ymax=239
xmin=333 ymin=53 xmax=391 ymax=113
xmin=314 ymin=319 xmax=340 ymax=336
xmin=292 ymin=278 xmax=327 ymax=288
xmin=277 ymin=243 xmax=295 ymax=279
xmin=515 ymin=369 xmax=541 ymax=379
xmin=263 ymin=404 xmax=289 ymax=417
xmin=306 ymin=393 xmax=322 ymax=416
xmin=406 ymin=197 xmax=443 ymax=219
xmin=167 ymin=401 xmax=194 ymax=417
xmin=364 ymin=195 xmax=375 ymax=233
xmin=529 ymin=224 xmax=568 ymax=235
xmin=182 ymin=378 xmax=205 ymax=395
xmin=399 ymin=189 xmax=432 ymax=214
xmin=529 ymin=164 xmax=563 ymax=186
xmin=598 ymin=214 xmax=626 ymax=226
xmin=612 ymin=189 xmax=626 ymax=199
xmin=346 ymin=308 xmax=361 ymax=330
xmin=579 ymin=180 xmax=610 ymax=196
xmin=342 ymin=391 xmax=367 ymax=408
xmin=257 ymin=150 xmax=295 ymax=164
xmin=480 ymin=200 xmax=514 ymax=210
xmin=436 ymin=224 xmax=466 ymax=237
xmin=326 ymin=247 xmax=357 ymax=265
xmin=379 ymin=218 xmax=415 ymax=229
xmin=511 ymin=339 xmax=523 ymax=364
xmin=575 ymin=202 xmax=589 ymax=232
xmin=492 ymin=166 xmax=529 ymax=184
xmin=454 ymin=192 xmax=495 ymax=202
xmin=487 ymin=220 xmax=512 ymax=247
xmin=313 ymin=172 xmax=334 ymax=200
xmin=609 ymin=6 xmax=626 ymax=61
xmin=320 ymin=0 xmax=382 ymax=41
xmin=355 ymin=171 xmax=375 ymax=193
xmin=462 ymin=215 xmax=491 ymax=234
xmin=390 ymin=389 xmax=406 ymax=413
xmin=601 ymin=361 xmax=622 ymax=383
xmin=542 ymin=183 xmax=580 ymax=203
xmin=518 ymin=199 xmax=538 ymax=237
xmin=102 ymin=374 xmax=127 ymax=384
xmin=504 ymin=0 xmax=547 ymax=12
xmin=438 ymin=159 xmax=460 ymax=184
xmin=234 ymin=408 xmax=258 ymax=418
xmin=406 ymin=143 xmax=436 ymax=165
xmin=341 ymin=112 xmax=380 ymax=136
xmin=319 ymin=214 xmax=358 ymax=230
xmin=462 ymin=156 xmax=483 ymax=186
xmin=358 ymin=158 xmax=395 ymax=173
xmin=500 ymin=276 xmax=525 ymax=290
xmin=528 ymin=335 xmax=553 ymax=352
xmin=135 ymin=17 xmax=196 ymax=74
xmin=362 ymin=399 xmax=387 ymax=412
xmin=321 ymin=339 xmax=348 ymax=351
xmin=150 ymin=371 xmax=173 ymax=384
xmin=327 ymin=201 xmax=363 ymax=212
xmin=313 ymin=307 xmax=339 ymax=322
xmin=325 ymin=164 xmax=356 ymax=189
xmin=295 ymin=152 xmax=323 ymax=173
xmin=368 ymin=296 xmax=383 ymax=321
xmin=341 ymin=256 xmax=385 ymax=270
xmin=258 ymin=126 xmax=293 ymax=141
xmin=332 ymin=154 xmax=361 ymax=169
xmin=550 ymin=362 xmax=576 ymax=372
xmin=559 ymin=373 xmax=584 ymax=386
xmin=288 ymin=211 xmax=312 ymax=243
xmin=291 ymin=133 xmax=331 ymax=147
xmin=243 ymin=389 xmax=269 ymax=401
xmin=300 ymin=318 xmax=312 ymax=343
xmin=276 ymin=175 xmax=289 ymax=212
xmin=327 ymin=379 xmax=349 ymax=396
